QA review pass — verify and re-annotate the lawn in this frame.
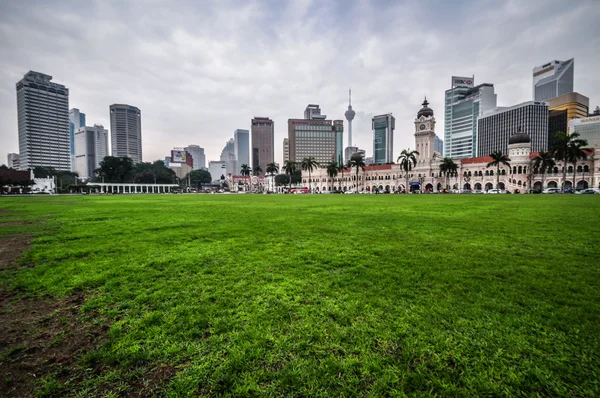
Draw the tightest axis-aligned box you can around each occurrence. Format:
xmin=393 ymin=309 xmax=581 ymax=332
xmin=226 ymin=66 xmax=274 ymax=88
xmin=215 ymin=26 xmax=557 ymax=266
xmin=1 ymin=194 xmax=599 ymax=396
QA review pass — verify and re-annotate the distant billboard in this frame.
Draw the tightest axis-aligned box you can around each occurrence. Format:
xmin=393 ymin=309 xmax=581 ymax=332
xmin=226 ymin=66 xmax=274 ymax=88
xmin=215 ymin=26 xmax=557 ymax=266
xmin=171 ymin=150 xmax=186 ymax=163
xmin=452 ymin=76 xmax=474 ymax=88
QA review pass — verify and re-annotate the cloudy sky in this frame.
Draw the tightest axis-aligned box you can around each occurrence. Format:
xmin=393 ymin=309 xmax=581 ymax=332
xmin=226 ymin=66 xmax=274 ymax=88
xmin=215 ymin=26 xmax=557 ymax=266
xmin=1 ymin=0 xmax=599 ymax=166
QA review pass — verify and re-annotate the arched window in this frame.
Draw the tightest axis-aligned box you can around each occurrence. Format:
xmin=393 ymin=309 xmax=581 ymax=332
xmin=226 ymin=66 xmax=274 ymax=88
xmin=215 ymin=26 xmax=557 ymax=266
xmin=468 ymin=171 xmax=472 ymax=177
xmin=513 ymin=166 xmax=517 ymax=174
xmin=554 ymin=166 xmax=559 ymax=174
xmin=568 ymin=166 xmax=573 ymax=173
xmin=485 ymin=170 xmax=489 ymax=176
xmin=490 ymin=170 xmax=494 ymax=176
xmin=523 ymin=167 xmax=527 ymax=174
xmin=577 ymin=165 xmax=583 ymax=172
xmin=502 ymin=170 xmax=506 ymax=175
xmin=518 ymin=166 xmax=522 ymax=174
xmin=584 ymin=165 xmax=590 ymax=173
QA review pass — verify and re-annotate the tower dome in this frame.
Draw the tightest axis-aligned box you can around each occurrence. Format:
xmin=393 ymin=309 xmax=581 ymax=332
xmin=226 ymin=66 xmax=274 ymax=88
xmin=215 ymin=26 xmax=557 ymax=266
xmin=417 ymin=97 xmax=434 ymax=118
xmin=508 ymin=132 xmax=531 ymax=145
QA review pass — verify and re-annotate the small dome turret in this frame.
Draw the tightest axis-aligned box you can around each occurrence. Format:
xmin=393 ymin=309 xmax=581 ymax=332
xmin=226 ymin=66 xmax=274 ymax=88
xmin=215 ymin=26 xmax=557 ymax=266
xmin=508 ymin=132 xmax=531 ymax=145
xmin=417 ymin=97 xmax=434 ymax=118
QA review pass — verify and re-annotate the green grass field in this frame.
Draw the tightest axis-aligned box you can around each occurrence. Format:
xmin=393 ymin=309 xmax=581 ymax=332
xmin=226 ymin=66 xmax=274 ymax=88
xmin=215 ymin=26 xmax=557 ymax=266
xmin=1 ymin=194 xmax=599 ymax=396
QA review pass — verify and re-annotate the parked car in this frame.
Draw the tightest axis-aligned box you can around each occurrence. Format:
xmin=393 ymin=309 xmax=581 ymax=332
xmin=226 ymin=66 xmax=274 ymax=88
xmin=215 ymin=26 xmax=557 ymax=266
xmin=344 ymin=190 xmax=356 ymax=194
xmin=542 ymin=188 xmax=561 ymax=194
xmin=576 ymin=188 xmax=600 ymax=194
xmin=486 ymin=189 xmax=502 ymax=194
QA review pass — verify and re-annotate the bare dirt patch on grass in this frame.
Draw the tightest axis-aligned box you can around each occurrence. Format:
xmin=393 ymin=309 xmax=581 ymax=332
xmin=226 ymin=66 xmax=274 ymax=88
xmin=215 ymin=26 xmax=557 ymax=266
xmin=0 ymin=234 xmax=109 ymax=397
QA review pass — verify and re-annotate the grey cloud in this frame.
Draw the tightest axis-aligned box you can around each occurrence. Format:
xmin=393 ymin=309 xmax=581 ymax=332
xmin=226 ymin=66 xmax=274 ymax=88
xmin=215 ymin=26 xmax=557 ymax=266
xmin=1 ymin=0 xmax=599 ymax=166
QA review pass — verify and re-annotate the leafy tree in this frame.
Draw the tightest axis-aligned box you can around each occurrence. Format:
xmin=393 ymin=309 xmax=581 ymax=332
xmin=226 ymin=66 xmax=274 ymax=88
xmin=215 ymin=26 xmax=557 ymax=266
xmin=133 ymin=160 xmax=176 ymax=184
xmin=397 ymin=149 xmax=419 ymax=192
xmin=301 ymin=157 xmax=319 ymax=193
xmin=487 ymin=151 xmax=511 ymax=190
xmin=348 ymin=154 xmax=366 ymax=192
xmin=94 ymin=156 xmax=135 ymax=183
xmin=253 ymin=165 xmax=263 ymax=177
xmin=283 ymin=160 xmax=297 ymax=190
xmin=532 ymin=151 xmax=556 ymax=191
xmin=275 ymin=174 xmax=289 ymax=187
xmin=33 ymin=166 xmax=58 ymax=178
xmin=439 ymin=157 xmax=458 ymax=190
xmin=326 ymin=162 xmax=338 ymax=192
xmin=0 ymin=164 xmax=12 ymax=170
xmin=551 ymin=132 xmax=587 ymax=191
xmin=186 ymin=169 xmax=212 ymax=189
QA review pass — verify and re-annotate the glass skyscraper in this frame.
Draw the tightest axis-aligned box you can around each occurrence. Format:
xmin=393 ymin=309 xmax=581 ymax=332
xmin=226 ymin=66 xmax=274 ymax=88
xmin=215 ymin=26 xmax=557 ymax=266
xmin=69 ymin=108 xmax=86 ymax=171
xmin=372 ymin=114 xmax=395 ymax=164
xmin=532 ymin=59 xmax=574 ymax=102
xmin=444 ymin=78 xmax=496 ymax=159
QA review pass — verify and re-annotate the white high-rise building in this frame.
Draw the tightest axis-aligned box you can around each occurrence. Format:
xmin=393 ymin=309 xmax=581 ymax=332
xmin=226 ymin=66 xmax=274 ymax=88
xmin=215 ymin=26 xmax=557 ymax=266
xmin=69 ymin=108 xmax=86 ymax=171
xmin=74 ymin=124 xmax=109 ymax=179
xmin=569 ymin=115 xmax=600 ymax=149
xmin=220 ymin=138 xmax=237 ymax=175
xmin=533 ymin=59 xmax=574 ymax=101
xmin=444 ymin=77 xmax=497 ymax=158
xmin=184 ymin=145 xmax=206 ymax=169
xmin=7 ymin=153 xmax=20 ymax=170
xmin=110 ymin=104 xmax=142 ymax=163
xmin=16 ymin=71 xmax=70 ymax=170
xmin=234 ymin=129 xmax=250 ymax=168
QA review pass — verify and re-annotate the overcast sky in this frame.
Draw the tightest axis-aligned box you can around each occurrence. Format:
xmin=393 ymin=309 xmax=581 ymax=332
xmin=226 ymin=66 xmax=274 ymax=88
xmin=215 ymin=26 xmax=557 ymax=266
xmin=1 ymin=0 xmax=599 ymax=166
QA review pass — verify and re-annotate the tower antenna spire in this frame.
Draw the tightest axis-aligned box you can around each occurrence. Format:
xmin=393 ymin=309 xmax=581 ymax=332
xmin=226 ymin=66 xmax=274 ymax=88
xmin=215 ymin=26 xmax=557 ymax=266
xmin=349 ymin=87 xmax=352 ymax=105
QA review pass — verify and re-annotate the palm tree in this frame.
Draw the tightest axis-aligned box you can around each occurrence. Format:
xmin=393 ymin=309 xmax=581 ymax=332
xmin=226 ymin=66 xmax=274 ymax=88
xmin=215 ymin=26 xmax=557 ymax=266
xmin=439 ymin=157 xmax=458 ymax=190
xmin=532 ymin=151 xmax=555 ymax=191
xmin=266 ymin=162 xmax=279 ymax=192
xmin=336 ymin=162 xmax=345 ymax=192
xmin=397 ymin=149 xmax=419 ymax=193
xmin=551 ymin=132 xmax=587 ymax=191
xmin=487 ymin=151 xmax=511 ymax=190
xmin=326 ymin=162 xmax=338 ymax=192
xmin=253 ymin=165 xmax=263 ymax=176
xmin=283 ymin=160 xmax=296 ymax=191
xmin=301 ymin=157 xmax=319 ymax=193
xmin=240 ymin=164 xmax=251 ymax=192
xmin=567 ymin=136 xmax=588 ymax=191
xmin=348 ymin=154 xmax=366 ymax=193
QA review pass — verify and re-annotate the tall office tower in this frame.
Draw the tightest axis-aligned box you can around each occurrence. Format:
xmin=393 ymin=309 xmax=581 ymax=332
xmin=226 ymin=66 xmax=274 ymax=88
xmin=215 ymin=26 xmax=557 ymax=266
xmin=184 ymin=145 xmax=206 ymax=169
xmin=283 ymin=138 xmax=289 ymax=163
xmin=208 ymin=160 xmax=227 ymax=182
xmin=69 ymin=108 xmax=86 ymax=171
xmin=372 ymin=113 xmax=395 ymax=164
xmin=533 ymin=59 xmax=574 ymax=101
xmin=220 ymin=138 xmax=237 ymax=175
xmin=7 ymin=153 xmax=20 ymax=170
xmin=548 ymin=92 xmax=589 ymax=146
xmin=569 ymin=115 xmax=600 ymax=149
xmin=74 ymin=124 xmax=109 ymax=179
xmin=234 ymin=129 xmax=250 ymax=168
xmin=434 ymin=136 xmax=444 ymax=155
xmin=288 ymin=105 xmax=341 ymax=164
xmin=16 ymin=71 xmax=70 ymax=170
xmin=333 ymin=120 xmax=344 ymax=164
xmin=251 ymin=117 xmax=274 ymax=175
xmin=304 ymin=104 xmax=327 ymax=120
xmin=345 ymin=88 xmax=356 ymax=147
xmin=110 ymin=104 xmax=142 ymax=163
xmin=444 ymin=77 xmax=497 ymax=158
xmin=477 ymin=101 xmax=549 ymax=157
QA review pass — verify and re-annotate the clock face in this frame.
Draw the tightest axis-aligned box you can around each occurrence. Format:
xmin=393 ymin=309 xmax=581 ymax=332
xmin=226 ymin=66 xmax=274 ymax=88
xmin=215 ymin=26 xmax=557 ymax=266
xmin=419 ymin=124 xmax=426 ymax=130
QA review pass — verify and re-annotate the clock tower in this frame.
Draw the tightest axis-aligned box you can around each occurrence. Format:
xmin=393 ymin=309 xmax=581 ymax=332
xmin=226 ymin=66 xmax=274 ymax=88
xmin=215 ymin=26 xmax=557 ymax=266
xmin=414 ymin=97 xmax=437 ymax=163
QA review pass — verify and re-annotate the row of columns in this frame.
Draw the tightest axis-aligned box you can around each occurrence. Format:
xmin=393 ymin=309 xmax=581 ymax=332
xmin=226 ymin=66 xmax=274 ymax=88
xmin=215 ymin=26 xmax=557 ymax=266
xmin=100 ymin=185 xmax=175 ymax=194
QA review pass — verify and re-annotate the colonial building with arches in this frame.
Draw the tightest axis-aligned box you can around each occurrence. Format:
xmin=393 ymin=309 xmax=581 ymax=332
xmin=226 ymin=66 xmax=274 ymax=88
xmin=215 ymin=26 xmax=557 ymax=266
xmin=303 ymin=100 xmax=600 ymax=193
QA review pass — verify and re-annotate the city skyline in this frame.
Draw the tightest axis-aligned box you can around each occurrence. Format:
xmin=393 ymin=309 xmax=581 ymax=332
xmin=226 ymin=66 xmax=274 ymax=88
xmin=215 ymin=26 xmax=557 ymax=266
xmin=1 ymin=0 xmax=599 ymax=167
